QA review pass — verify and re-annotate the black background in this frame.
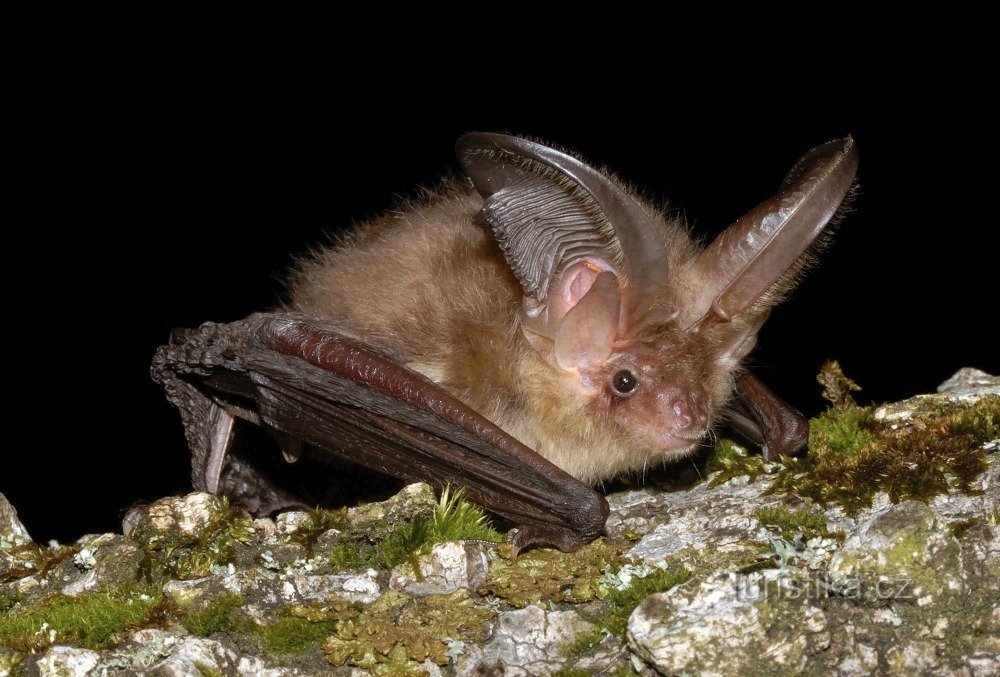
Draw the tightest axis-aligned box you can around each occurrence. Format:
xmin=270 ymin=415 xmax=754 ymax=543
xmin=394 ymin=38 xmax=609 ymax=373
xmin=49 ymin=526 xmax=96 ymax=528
xmin=4 ymin=76 xmax=996 ymax=543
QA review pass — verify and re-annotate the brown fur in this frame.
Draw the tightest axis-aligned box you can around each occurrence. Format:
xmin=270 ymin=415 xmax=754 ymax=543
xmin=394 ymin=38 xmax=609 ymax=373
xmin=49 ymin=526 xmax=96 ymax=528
xmin=288 ymin=178 xmax=727 ymax=484
xmin=286 ymin=140 xmax=829 ymax=485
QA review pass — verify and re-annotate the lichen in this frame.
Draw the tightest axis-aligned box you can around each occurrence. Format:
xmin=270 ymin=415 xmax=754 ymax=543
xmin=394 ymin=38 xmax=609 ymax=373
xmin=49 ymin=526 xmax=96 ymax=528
xmin=133 ymin=498 xmax=256 ymax=581
xmin=322 ymin=590 xmax=494 ymax=672
xmin=479 ymin=539 xmax=624 ymax=608
xmin=753 ymin=506 xmax=835 ymax=542
xmin=0 ymin=586 xmax=162 ymax=651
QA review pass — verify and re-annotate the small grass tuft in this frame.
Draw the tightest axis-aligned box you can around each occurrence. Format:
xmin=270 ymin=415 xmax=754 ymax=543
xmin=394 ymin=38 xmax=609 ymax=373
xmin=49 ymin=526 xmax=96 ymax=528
xmin=327 ymin=486 xmax=501 ymax=572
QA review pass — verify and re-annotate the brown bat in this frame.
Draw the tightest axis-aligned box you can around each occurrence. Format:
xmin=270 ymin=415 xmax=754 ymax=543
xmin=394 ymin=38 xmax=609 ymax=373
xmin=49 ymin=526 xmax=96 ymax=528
xmin=153 ymin=134 xmax=857 ymax=554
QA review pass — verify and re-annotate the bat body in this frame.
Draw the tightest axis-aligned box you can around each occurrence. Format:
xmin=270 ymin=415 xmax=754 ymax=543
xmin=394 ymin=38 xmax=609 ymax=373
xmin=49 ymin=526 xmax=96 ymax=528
xmin=154 ymin=135 xmax=857 ymax=552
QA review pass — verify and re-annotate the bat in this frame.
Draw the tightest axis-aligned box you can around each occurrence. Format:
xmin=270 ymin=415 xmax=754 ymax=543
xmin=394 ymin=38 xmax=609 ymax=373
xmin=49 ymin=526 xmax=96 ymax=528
xmin=153 ymin=134 xmax=857 ymax=554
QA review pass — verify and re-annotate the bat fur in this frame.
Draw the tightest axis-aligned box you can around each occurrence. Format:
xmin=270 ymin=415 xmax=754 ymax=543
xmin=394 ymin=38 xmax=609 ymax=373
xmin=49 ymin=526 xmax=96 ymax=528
xmin=287 ymin=136 xmax=856 ymax=484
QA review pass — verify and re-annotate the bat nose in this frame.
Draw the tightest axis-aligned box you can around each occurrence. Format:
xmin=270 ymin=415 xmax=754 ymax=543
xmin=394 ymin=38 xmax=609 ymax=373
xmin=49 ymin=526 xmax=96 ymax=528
xmin=672 ymin=400 xmax=693 ymax=429
xmin=658 ymin=391 xmax=709 ymax=437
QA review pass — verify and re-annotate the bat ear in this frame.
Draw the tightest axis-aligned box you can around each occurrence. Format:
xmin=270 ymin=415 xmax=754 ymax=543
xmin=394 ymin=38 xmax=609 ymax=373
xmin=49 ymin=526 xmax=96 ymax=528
xmin=457 ymin=133 xmax=666 ymax=355
xmin=553 ymin=271 xmax=621 ymax=370
xmin=688 ymin=137 xmax=858 ymax=332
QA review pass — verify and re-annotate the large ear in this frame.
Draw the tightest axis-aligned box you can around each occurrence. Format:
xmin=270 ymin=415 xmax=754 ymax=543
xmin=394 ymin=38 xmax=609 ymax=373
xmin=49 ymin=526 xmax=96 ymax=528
xmin=456 ymin=134 xmax=665 ymax=366
xmin=688 ymin=137 xmax=858 ymax=329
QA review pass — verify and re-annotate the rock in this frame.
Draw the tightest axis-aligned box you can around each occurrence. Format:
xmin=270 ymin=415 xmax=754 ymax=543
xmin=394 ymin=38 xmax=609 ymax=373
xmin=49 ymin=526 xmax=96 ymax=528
xmin=836 ymin=641 xmax=879 ymax=676
xmin=389 ymin=541 xmax=491 ymax=596
xmin=95 ymin=628 xmax=307 ymax=675
xmin=0 ymin=493 xmax=31 ymax=547
xmin=886 ymin=641 xmax=943 ymax=673
xmin=274 ymin=511 xmax=314 ymax=536
xmin=937 ymin=367 xmax=999 ymax=395
xmin=876 ymin=367 xmax=999 ymax=424
xmin=623 ymin=476 xmax=777 ymax=566
xmin=123 ymin=492 xmax=228 ymax=539
xmin=346 ymin=482 xmax=436 ymax=534
xmin=24 ymin=646 xmax=100 ymax=677
xmin=627 ymin=570 xmax=830 ymax=675
xmin=456 ymin=606 xmax=591 ymax=676
xmin=827 ymin=500 xmax=962 ymax=604
xmin=60 ymin=536 xmax=145 ymax=597
xmin=0 ymin=649 xmax=24 ymax=677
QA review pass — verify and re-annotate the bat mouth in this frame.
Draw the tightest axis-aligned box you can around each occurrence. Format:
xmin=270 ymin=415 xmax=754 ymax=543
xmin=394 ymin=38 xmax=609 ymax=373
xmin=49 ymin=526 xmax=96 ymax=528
xmin=647 ymin=429 xmax=707 ymax=454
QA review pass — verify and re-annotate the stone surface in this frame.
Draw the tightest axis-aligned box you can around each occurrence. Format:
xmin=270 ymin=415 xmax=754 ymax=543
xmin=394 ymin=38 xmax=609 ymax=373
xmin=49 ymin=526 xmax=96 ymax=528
xmin=389 ymin=541 xmax=491 ymax=596
xmin=0 ymin=493 xmax=31 ymax=548
xmin=456 ymin=606 xmax=591 ymax=676
xmin=628 ymin=569 xmax=830 ymax=674
xmin=122 ymin=491 xmax=227 ymax=539
xmin=26 ymin=646 xmax=100 ymax=676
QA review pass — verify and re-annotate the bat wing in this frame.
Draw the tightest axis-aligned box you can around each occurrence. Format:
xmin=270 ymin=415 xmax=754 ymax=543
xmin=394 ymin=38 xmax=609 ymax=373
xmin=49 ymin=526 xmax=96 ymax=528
xmin=152 ymin=313 xmax=609 ymax=554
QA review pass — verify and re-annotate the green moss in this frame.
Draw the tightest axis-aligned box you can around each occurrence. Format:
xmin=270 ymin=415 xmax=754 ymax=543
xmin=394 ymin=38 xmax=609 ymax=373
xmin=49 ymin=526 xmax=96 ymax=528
xmin=949 ymin=395 xmax=1000 ymax=440
xmin=753 ymin=506 xmax=832 ymax=541
xmin=554 ymin=668 xmax=594 ymax=677
xmin=193 ymin=663 xmax=223 ymax=677
xmin=601 ymin=567 xmax=692 ymax=636
xmin=259 ymin=617 xmax=336 ymax=654
xmin=0 ymin=544 xmax=77 ymax=584
xmin=808 ymin=404 xmax=878 ymax=456
xmin=817 ymin=360 xmax=862 ymax=407
xmin=947 ymin=517 xmax=984 ymax=540
xmin=573 ymin=565 xmax=692 ymax=654
xmin=134 ymin=498 xmax=256 ymax=581
xmin=0 ymin=587 xmax=162 ymax=651
xmin=709 ymin=387 xmax=994 ymax=517
xmin=179 ymin=592 xmax=253 ymax=637
xmin=769 ymin=399 xmax=991 ymax=515
xmin=327 ymin=486 xmax=501 ymax=572
xmin=0 ymin=589 xmax=20 ymax=613
xmin=705 ymin=438 xmax=770 ymax=487
xmin=286 ymin=509 xmax=349 ymax=557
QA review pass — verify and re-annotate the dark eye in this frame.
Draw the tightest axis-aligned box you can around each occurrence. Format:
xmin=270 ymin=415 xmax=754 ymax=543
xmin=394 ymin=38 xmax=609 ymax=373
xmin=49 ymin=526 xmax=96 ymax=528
xmin=611 ymin=369 xmax=638 ymax=396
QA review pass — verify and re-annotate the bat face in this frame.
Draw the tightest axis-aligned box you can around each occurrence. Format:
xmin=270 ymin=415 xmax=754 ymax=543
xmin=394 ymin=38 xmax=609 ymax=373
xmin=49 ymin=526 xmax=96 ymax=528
xmin=602 ymin=322 xmax=713 ymax=458
xmin=455 ymin=134 xmax=857 ymax=481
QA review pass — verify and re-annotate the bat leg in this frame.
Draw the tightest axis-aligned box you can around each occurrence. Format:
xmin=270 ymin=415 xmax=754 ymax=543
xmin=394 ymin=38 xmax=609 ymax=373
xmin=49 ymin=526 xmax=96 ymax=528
xmin=721 ymin=372 xmax=808 ymax=461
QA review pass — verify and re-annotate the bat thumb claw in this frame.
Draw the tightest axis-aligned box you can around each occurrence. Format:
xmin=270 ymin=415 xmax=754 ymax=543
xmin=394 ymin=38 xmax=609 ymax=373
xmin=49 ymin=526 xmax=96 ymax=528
xmin=510 ymin=524 xmax=600 ymax=559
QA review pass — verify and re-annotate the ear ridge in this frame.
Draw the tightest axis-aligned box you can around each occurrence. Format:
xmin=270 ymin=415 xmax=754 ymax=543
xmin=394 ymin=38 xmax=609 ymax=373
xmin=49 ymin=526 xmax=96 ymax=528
xmin=457 ymin=133 xmax=666 ymax=328
xmin=481 ymin=169 xmax=623 ymax=306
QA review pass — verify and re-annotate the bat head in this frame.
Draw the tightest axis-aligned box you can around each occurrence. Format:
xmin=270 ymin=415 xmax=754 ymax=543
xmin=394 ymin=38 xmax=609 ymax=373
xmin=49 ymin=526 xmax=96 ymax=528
xmin=457 ymin=134 xmax=857 ymax=472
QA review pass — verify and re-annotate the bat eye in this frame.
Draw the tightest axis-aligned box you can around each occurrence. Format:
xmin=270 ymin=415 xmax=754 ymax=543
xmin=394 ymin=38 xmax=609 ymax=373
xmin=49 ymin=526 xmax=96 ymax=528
xmin=611 ymin=369 xmax=638 ymax=396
